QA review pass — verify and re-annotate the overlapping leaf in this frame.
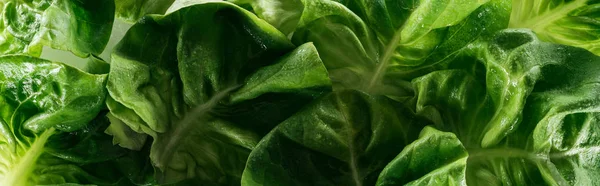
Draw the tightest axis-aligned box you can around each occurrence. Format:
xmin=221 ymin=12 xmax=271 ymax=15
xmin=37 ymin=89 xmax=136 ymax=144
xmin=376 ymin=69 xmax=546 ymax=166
xmin=242 ymin=90 xmax=424 ymax=186
xmin=411 ymin=30 xmax=600 ymax=185
xmin=105 ymin=2 xmax=331 ymax=184
xmin=0 ymin=55 xmax=129 ymax=185
xmin=234 ymin=0 xmax=511 ymax=99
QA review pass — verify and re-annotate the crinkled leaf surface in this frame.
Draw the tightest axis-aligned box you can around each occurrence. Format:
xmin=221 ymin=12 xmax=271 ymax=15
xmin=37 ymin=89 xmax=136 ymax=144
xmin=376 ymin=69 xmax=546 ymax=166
xmin=105 ymin=113 xmax=147 ymax=151
xmin=0 ymin=0 xmax=115 ymax=57
xmin=0 ymin=55 xmax=129 ymax=185
xmin=242 ymin=90 xmax=424 ymax=186
xmin=234 ymin=0 xmax=511 ymax=99
xmin=376 ymin=126 xmax=468 ymax=186
xmin=106 ymin=2 xmax=331 ymax=185
xmin=411 ymin=29 xmax=600 ymax=185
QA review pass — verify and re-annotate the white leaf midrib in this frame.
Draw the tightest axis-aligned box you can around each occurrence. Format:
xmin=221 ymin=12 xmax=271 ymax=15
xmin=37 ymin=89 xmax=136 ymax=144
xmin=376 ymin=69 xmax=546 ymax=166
xmin=366 ymin=0 xmax=454 ymax=93
xmin=2 ymin=127 xmax=55 ymax=186
xmin=509 ymin=0 xmax=587 ymax=31
xmin=335 ymin=95 xmax=363 ymax=186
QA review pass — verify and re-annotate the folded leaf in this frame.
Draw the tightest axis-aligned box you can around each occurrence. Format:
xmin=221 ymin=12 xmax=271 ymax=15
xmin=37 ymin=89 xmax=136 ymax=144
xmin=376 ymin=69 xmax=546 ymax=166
xmin=230 ymin=0 xmax=303 ymax=36
xmin=167 ymin=0 xmax=226 ymax=14
xmin=84 ymin=55 xmax=111 ymax=74
xmin=377 ymin=126 xmax=468 ymax=186
xmin=0 ymin=55 xmax=128 ymax=185
xmin=106 ymin=2 xmax=332 ymax=184
xmin=105 ymin=113 xmax=147 ymax=150
xmin=411 ymin=29 xmax=600 ymax=185
xmin=234 ymin=0 xmax=511 ymax=99
xmin=411 ymin=70 xmax=491 ymax=148
xmin=242 ymin=90 xmax=423 ymax=186
xmin=115 ymin=0 xmax=175 ymax=22
xmin=472 ymin=29 xmax=600 ymax=147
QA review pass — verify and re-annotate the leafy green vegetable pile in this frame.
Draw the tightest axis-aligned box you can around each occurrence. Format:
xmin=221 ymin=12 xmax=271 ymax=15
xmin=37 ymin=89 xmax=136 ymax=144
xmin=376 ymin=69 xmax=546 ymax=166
xmin=1 ymin=0 xmax=600 ymax=185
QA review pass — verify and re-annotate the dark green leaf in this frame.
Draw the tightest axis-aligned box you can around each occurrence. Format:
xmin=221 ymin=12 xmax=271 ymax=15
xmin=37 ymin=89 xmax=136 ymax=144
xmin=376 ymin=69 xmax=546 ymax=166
xmin=105 ymin=2 xmax=332 ymax=184
xmin=234 ymin=0 xmax=511 ymax=98
xmin=0 ymin=55 xmax=127 ymax=185
xmin=242 ymin=90 xmax=423 ymax=186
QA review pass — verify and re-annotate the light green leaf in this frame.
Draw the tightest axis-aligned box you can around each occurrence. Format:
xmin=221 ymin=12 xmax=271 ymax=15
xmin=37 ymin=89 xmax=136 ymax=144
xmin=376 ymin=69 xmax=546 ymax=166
xmin=115 ymin=0 xmax=175 ymax=22
xmin=411 ymin=29 xmax=600 ymax=185
xmin=230 ymin=0 xmax=303 ymax=36
xmin=411 ymin=70 xmax=491 ymax=148
xmin=0 ymin=55 xmax=108 ymax=133
xmin=0 ymin=0 xmax=115 ymax=57
xmin=509 ymin=0 xmax=600 ymax=55
xmin=376 ymin=126 xmax=468 ymax=186
xmin=0 ymin=55 xmax=129 ymax=185
xmin=470 ymin=29 xmax=600 ymax=147
xmin=105 ymin=113 xmax=147 ymax=151
xmin=167 ymin=0 xmax=225 ymax=14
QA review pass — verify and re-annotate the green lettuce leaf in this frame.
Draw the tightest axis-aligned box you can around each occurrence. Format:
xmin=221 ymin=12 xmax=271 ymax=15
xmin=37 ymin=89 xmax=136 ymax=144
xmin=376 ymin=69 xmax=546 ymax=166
xmin=411 ymin=29 xmax=600 ymax=185
xmin=376 ymin=126 xmax=468 ymax=186
xmin=230 ymin=0 xmax=303 ymax=36
xmin=0 ymin=0 xmax=115 ymax=57
xmin=167 ymin=0 xmax=226 ymax=14
xmin=104 ymin=113 xmax=148 ymax=151
xmin=115 ymin=0 xmax=175 ymax=23
xmin=509 ymin=0 xmax=600 ymax=55
xmin=105 ymin=2 xmax=331 ymax=185
xmin=116 ymin=0 xmax=225 ymax=23
xmin=0 ymin=55 xmax=129 ymax=185
xmin=84 ymin=55 xmax=111 ymax=75
xmin=242 ymin=90 xmax=424 ymax=186
xmin=233 ymin=0 xmax=511 ymax=99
